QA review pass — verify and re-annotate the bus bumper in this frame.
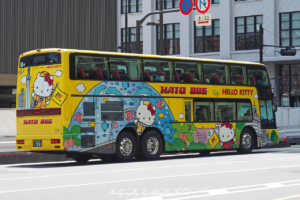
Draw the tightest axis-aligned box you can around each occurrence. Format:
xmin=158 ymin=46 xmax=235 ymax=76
xmin=16 ymin=135 xmax=64 ymax=151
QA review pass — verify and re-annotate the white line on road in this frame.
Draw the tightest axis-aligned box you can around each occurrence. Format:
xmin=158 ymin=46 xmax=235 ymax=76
xmin=130 ymin=180 xmax=300 ymax=200
xmin=0 ymin=164 xmax=300 ymax=194
xmin=274 ymin=194 xmax=300 ymax=200
xmin=1 ymin=155 xmax=300 ymax=181
xmin=0 ymin=141 xmax=15 ymax=144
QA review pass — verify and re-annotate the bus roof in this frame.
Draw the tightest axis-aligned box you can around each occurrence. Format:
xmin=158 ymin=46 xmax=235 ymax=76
xmin=20 ymin=48 xmax=265 ymax=67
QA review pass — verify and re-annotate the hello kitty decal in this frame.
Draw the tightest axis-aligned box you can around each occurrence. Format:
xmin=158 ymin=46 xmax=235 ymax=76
xmin=32 ymin=71 xmax=54 ymax=109
xmin=134 ymin=100 xmax=156 ymax=134
xmin=219 ymin=123 xmax=236 ymax=149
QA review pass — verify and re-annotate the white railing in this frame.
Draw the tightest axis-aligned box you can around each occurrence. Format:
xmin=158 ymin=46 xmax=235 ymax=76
xmin=276 ymin=107 xmax=300 ymax=141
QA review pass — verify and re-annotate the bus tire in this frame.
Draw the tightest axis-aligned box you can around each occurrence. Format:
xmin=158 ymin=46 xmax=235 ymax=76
xmin=140 ymin=130 xmax=163 ymax=160
xmin=237 ymin=128 xmax=254 ymax=154
xmin=73 ymin=154 xmax=92 ymax=164
xmin=115 ymin=131 xmax=136 ymax=162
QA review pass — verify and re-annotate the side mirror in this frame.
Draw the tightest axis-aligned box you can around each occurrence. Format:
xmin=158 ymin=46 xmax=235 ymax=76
xmin=273 ymin=105 xmax=277 ymax=112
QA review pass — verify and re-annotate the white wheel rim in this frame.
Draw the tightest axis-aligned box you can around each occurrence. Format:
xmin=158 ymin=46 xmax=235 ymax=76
xmin=120 ymin=138 xmax=133 ymax=156
xmin=147 ymin=137 xmax=159 ymax=155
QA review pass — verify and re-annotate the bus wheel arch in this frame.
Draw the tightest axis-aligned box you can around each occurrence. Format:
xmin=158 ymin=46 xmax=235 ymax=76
xmin=140 ymin=128 xmax=164 ymax=160
xmin=237 ymin=126 xmax=256 ymax=154
xmin=115 ymin=129 xmax=137 ymax=162
xmin=143 ymin=127 xmax=165 ymax=152
xmin=242 ymin=126 xmax=257 ymax=148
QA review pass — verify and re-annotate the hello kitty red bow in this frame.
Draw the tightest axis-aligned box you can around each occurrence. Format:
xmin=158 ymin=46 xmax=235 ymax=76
xmin=45 ymin=74 xmax=53 ymax=86
xmin=221 ymin=122 xmax=233 ymax=129
xmin=147 ymin=103 xmax=155 ymax=116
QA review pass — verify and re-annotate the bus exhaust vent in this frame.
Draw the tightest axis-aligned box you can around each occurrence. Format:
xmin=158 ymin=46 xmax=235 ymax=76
xmin=81 ymin=135 xmax=95 ymax=148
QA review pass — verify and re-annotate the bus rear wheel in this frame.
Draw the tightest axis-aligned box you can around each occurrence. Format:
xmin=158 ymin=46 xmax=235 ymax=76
xmin=140 ymin=130 xmax=163 ymax=160
xmin=115 ymin=131 xmax=136 ymax=162
xmin=73 ymin=154 xmax=93 ymax=164
xmin=237 ymin=128 xmax=254 ymax=154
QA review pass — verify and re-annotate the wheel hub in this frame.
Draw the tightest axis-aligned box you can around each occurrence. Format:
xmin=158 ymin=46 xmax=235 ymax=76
xmin=147 ymin=137 xmax=159 ymax=155
xmin=242 ymin=133 xmax=252 ymax=149
xmin=120 ymin=138 xmax=132 ymax=156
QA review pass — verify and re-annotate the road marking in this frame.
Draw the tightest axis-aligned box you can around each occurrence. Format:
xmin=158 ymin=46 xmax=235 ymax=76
xmin=274 ymin=194 xmax=300 ymax=200
xmin=0 ymin=165 xmax=300 ymax=194
xmin=1 ymin=155 xmax=300 ymax=181
xmin=0 ymin=141 xmax=15 ymax=144
xmin=130 ymin=180 xmax=300 ymax=200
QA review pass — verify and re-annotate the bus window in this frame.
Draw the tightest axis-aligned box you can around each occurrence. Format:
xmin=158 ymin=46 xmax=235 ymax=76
xmin=174 ymin=61 xmax=202 ymax=83
xmin=237 ymin=101 xmax=252 ymax=121
xmin=230 ymin=65 xmax=247 ymax=85
xmin=203 ymin=63 xmax=229 ymax=84
xmin=266 ymin=100 xmax=275 ymax=123
xmin=109 ymin=57 xmax=141 ymax=81
xmin=215 ymin=101 xmax=236 ymax=121
xmin=185 ymin=101 xmax=192 ymax=122
xmin=259 ymin=100 xmax=268 ymax=123
xmin=194 ymin=100 xmax=214 ymax=122
xmin=75 ymin=54 xmax=108 ymax=80
xmin=143 ymin=59 xmax=173 ymax=82
xmin=20 ymin=53 xmax=61 ymax=67
xmin=248 ymin=69 xmax=270 ymax=86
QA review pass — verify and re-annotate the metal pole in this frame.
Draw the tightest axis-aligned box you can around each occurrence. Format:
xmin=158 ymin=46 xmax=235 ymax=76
xmin=160 ymin=0 xmax=163 ymax=55
xmin=136 ymin=20 xmax=140 ymax=54
xmin=259 ymin=24 xmax=263 ymax=64
xmin=125 ymin=0 xmax=128 ymax=53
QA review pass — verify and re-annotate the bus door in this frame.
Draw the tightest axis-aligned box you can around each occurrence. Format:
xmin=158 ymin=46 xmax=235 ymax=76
xmin=182 ymin=99 xmax=194 ymax=151
xmin=259 ymin=99 xmax=277 ymax=129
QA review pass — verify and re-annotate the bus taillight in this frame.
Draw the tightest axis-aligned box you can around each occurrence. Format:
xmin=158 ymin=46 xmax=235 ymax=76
xmin=17 ymin=140 xmax=25 ymax=144
xmin=51 ymin=139 xmax=60 ymax=144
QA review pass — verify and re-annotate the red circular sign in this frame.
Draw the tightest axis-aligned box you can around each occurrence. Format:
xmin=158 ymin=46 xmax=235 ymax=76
xmin=179 ymin=0 xmax=194 ymax=15
xmin=195 ymin=0 xmax=211 ymax=14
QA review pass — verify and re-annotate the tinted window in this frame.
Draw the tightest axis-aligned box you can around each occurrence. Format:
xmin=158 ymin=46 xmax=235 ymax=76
xmin=260 ymin=100 xmax=275 ymax=124
xmin=248 ymin=69 xmax=269 ymax=86
xmin=143 ymin=59 xmax=173 ymax=82
xmin=194 ymin=100 xmax=214 ymax=122
xmin=231 ymin=65 xmax=247 ymax=85
xmin=75 ymin=55 xmax=109 ymax=80
xmin=185 ymin=101 xmax=191 ymax=121
xmin=20 ymin=53 xmax=61 ymax=67
xmin=215 ymin=100 xmax=236 ymax=122
xmin=203 ymin=63 xmax=229 ymax=84
xmin=109 ymin=57 xmax=142 ymax=80
xmin=174 ymin=61 xmax=202 ymax=83
xmin=237 ymin=101 xmax=252 ymax=121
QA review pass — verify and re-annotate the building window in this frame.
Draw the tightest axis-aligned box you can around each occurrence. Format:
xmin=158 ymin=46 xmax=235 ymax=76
xmin=236 ymin=15 xmax=263 ymax=50
xmin=280 ymin=64 xmax=300 ymax=107
xmin=280 ymin=12 xmax=300 ymax=47
xmin=212 ymin=0 xmax=220 ymax=4
xmin=121 ymin=27 xmax=143 ymax=53
xmin=156 ymin=0 xmax=179 ymax=10
xmin=121 ymin=0 xmax=142 ymax=14
xmin=157 ymin=23 xmax=180 ymax=55
xmin=195 ymin=19 xmax=220 ymax=53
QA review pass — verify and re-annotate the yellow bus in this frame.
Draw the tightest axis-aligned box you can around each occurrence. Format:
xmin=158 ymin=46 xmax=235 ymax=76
xmin=16 ymin=49 xmax=279 ymax=162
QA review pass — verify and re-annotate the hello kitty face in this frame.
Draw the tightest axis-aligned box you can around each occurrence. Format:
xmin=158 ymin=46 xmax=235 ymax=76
xmin=219 ymin=125 xmax=235 ymax=143
xmin=136 ymin=100 xmax=156 ymax=126
xmin=33 ymin=72 xmax=53 ymax=98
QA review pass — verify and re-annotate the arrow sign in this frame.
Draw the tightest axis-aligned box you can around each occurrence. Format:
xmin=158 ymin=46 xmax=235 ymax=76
xmin=195 ymin=14 xmax=211 ymax=26
xmin=196 ymin=0 xmax=211 ymax=14
xmin=179 ymin=0 xmax=194 ymax=15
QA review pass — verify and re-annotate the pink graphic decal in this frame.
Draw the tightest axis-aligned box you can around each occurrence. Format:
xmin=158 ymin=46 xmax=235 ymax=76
xmin=74 ymin=112 xmax=83 ymax=122
xmin=194 ymin=127 xmax=208 ymax=145
xmin=113 ymin=123 xmax=119 ymax=129
xmin=125 ymin=111 xmax=134 ymax=121
xmin=155 ymin=99 xmax=164 ymax=110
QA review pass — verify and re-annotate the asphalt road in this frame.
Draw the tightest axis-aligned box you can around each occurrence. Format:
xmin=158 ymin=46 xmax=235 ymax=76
xmin=0 ymin=147 xmax=300 ymax=200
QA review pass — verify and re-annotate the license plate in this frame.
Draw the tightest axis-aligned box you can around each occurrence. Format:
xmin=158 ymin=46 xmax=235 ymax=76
xmin=33 ymin=140 xmax=42 ymax=147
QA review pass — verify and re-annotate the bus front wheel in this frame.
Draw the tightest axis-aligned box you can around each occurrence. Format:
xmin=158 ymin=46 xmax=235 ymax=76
xmin=115 ymin=131 xmax=136 ymax=162
xmin=237 ymin=128 xmax=254 ymax=154
xmin=140 ymin=130 xmax=163 ymax=160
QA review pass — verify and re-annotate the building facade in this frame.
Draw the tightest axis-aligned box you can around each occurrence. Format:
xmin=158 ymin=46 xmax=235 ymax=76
xmin=117 ymin=0 xmax=300 ymax=107
xmin=0 ymin=0 xmax=117 ymax=108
